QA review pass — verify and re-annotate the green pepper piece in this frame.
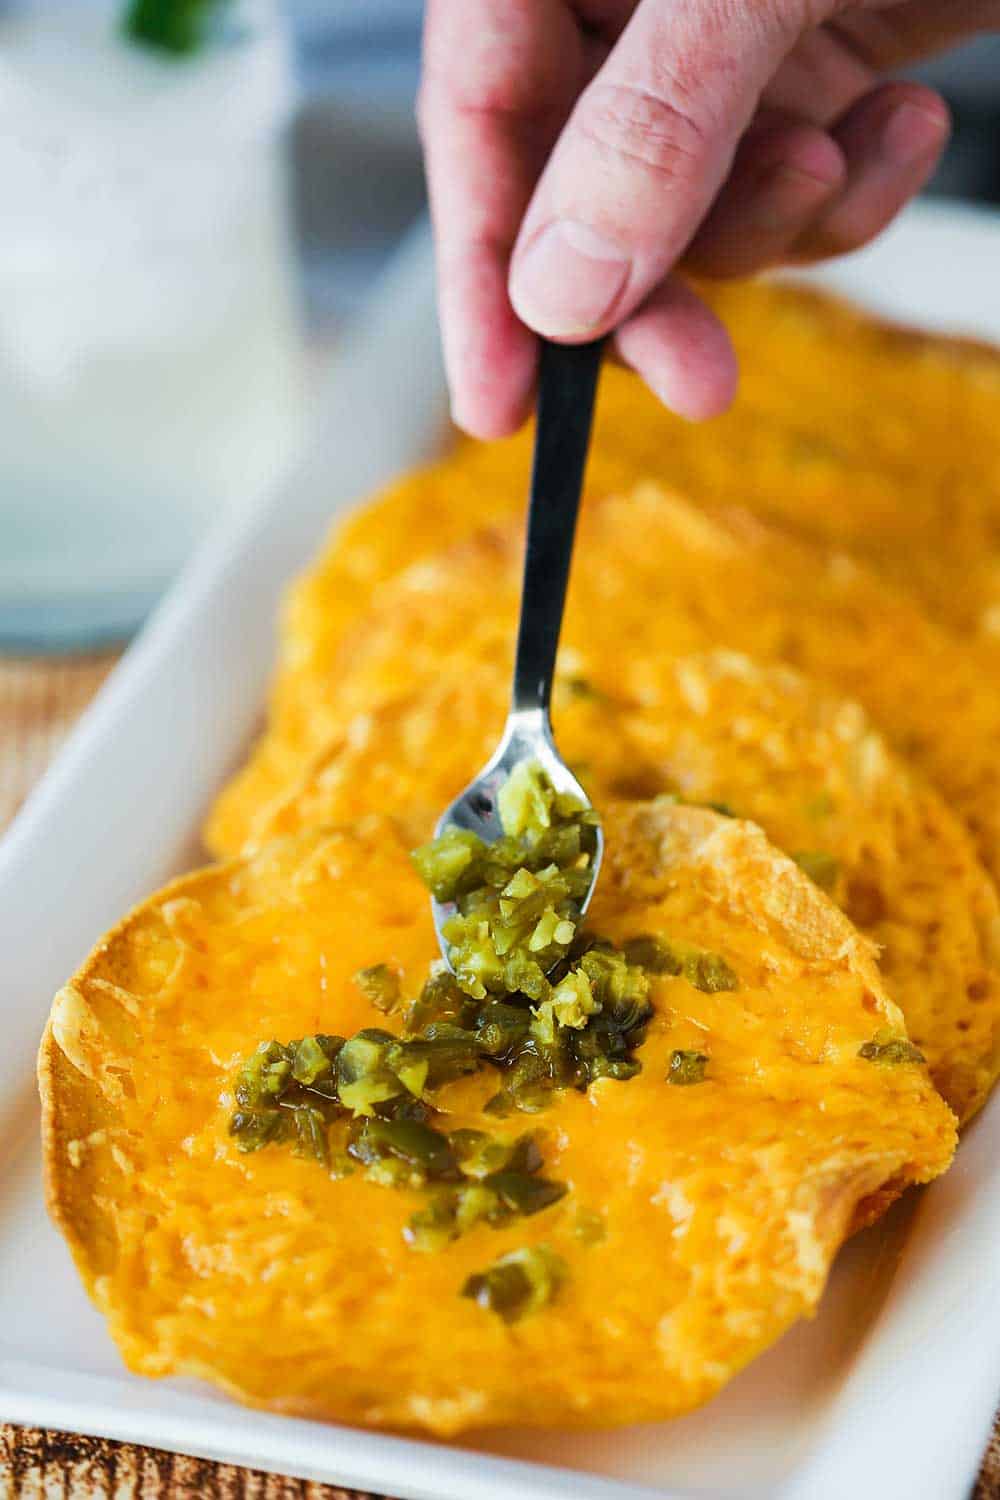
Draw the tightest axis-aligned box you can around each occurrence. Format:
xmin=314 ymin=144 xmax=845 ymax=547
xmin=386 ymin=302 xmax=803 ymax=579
xmin=404 ymin=1191 xmax=459 ymax=1253
xmin=475 ymin=1001 xmax=532 ymax=1056
xmin=454 ymin=1182 xmax=502 ymax=1233
xmin=485 ymin=1172 xmax=567 ymax=1217
xmin=497 ymin=761 xmax=558 ymax=839
xmin=681 ymin=950 xmax=738 ymax=994
xmin=667 ymin=1049 xmax=709 ymax=1086
xmin=234 ymin=1040 xmax=294 ymax=1107
xmin=289 ymin=1103 xmax=329 ymax=1165
xmin=354 ymin=964 xmax=402 ymax=1014
xmin=336 ymin=1029 xmax=402 ymax=1114
xmin=461 ymin=1245 xmax=567 ymax=1322
xmin=228 ymin=1105 xmax=291 ymax=1152
xmin=405 ymin=967 xmax=478 ymax=1033
xmin=292 ymin=1035 xmax=335 ymax=1087
xmin=390 ymin=1027 xmax=483 ymax=1090
xmin=349 ymin=1117 xmax=459 ymax=1180
xmin=451 ymin=1130 xmax=543 ymax=1181
xmin=411 ymin=826 xmax=486 ymax=902
xmin=621 ymin=935 xmax=681 ymax=975
xmin=858 ymin=1033 xmax=925 ymax=1066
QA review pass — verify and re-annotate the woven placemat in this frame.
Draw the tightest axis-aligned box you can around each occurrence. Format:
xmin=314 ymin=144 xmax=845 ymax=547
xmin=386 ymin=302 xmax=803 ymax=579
xmin=1 ymin=651 xmax=996 ymax=1500
xmin=0 ymin=653 xmax=118 ymax=830
xmin=0 ymin=1426 xmax=392 ymax=1500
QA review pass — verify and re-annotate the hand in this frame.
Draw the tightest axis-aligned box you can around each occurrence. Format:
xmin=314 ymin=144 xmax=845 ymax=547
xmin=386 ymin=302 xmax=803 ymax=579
xmin=419 ymin=1 xmax=996 ymax=438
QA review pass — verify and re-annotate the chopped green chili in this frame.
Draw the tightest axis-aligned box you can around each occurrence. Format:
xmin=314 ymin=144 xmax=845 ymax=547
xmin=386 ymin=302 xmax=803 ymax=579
xmin=228 ymin=763 xmax=741 ymax=1311
xmin=667 ymin=1049 xmax=709 ymax=1086
xmin=412 ymin=760 xmax=599 ymax=998
xmin=462 ymin=1245 xmax=567 ymax=1322
xmin=858 ymin=1031 xmax=925 ymax=1066
xmin=354 ymin=963 xmax=402 ymax=1014
xmin=622 ymin=933 xmax=738 ymax=993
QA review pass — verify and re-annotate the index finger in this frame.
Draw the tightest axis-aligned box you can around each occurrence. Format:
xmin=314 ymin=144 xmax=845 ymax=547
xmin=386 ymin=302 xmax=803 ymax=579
xmin=418 ymin=0 xmax=586 ymax=438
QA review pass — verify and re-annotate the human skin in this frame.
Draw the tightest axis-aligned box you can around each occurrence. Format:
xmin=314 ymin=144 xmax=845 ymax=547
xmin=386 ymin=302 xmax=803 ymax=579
xmin=419 ymin=0 xmax=999 ymax=437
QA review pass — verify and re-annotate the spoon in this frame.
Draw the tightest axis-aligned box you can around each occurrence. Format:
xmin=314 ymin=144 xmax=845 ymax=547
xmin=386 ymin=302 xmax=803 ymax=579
xmin=432 ymin=337 xmax=605 ymax=968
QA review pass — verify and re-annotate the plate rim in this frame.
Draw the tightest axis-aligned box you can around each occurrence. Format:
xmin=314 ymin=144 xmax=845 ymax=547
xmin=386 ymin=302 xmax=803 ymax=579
xmin=4 ymin=201 xmax=1000 ymax=1500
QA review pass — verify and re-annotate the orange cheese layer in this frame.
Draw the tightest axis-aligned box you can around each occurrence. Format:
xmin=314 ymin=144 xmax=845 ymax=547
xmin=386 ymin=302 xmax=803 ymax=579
xmin=245 ymin=654 xmax=1000 ymax=1126
xmin=206 ymin=279 xmax=1000 ymax=860
xmin=42 ymin=806 xmax=955 ymax=1435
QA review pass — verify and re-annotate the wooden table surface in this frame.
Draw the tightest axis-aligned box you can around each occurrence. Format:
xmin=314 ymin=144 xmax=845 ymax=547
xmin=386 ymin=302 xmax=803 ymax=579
xmin=2 ymin=651 xmax=997 ymax=1500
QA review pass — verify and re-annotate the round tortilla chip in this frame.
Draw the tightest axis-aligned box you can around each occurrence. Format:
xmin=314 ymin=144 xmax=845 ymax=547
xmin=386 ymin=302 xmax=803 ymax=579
xmin=219 ymin=484 xmax=1000 ymax=892
xmin=206 ymin=282 xmax=1000 ymax=860
xmin=41 ymin=804 xmax=955 ymax=1435
xmin=687 ymin=278 xmax=1000 ymax=643
xmin=246 ymin=653 xmax=1000 ymax=1125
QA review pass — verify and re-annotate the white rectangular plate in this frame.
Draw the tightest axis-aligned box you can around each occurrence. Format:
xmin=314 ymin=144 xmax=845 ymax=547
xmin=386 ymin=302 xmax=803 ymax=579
xmin=3 ymin=203 xmax=1000 ymax=1500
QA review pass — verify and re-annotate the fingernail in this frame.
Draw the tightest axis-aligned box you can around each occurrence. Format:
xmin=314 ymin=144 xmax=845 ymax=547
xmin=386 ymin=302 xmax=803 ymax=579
xmin=747 ymin=164 xmax=839 ymax=232
xmin=881 ymin=101 xmax=948 ymax=166
xmin=511 ymin=220 xmax=630 ymax=336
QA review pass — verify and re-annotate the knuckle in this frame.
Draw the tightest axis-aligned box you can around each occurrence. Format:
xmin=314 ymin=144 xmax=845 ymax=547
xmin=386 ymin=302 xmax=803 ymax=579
xmin=797 ymin=213 xmax=874 ymax=261
xmin=574 ymin=82 xmax=712 ymax=183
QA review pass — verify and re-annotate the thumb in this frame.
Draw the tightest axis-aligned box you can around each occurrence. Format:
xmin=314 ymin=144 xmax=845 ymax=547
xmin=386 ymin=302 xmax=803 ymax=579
xmin=509 ymin=0 xmax=818 ymax=339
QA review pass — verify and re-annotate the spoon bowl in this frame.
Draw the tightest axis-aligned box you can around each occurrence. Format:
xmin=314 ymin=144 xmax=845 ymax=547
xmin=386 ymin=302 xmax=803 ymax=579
xmin=430 ymin=706 xmax=604 ymax=961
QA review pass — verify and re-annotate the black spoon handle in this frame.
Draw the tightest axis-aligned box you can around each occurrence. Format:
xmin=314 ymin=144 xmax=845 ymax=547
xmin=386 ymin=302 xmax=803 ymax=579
xmin=511 ymin=337 xmax=604 ymax=717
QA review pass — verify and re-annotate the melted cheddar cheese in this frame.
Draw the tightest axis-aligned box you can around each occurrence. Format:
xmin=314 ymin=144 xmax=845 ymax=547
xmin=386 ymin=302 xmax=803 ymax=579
xmin=246 ymin=653 xmax=1000 ymax=1124
xmin=41 ymin=805 xmax=955 ymax=1434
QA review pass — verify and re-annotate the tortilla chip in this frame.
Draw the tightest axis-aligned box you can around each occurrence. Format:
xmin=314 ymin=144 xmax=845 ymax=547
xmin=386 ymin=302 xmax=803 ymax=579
xmin=40 ymin=804 xmax=955 ymax=1434
xmin=246 ymin=653 xmax=1000 ymax=1125
xmin=206 ymin=279 xmax=1000 ymax=863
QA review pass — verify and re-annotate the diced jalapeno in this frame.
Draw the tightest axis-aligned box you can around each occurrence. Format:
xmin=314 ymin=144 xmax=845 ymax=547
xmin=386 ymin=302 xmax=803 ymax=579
xmin=622 ymin=933 xmax=737 ymax=993
xmin=487 ymin=1172 xmax=567 ymax=1217
xmin=229 ymin=764 xmax=750 ymax=1247
xmin=290 ymin=1103 xmax=330 ymax=1164
xmin=475 ymin=1001 xmax=532 ymax=1056
xmin=667 ymin=1049 xmax=709 ymax=1086
xmin=355 ymin=1029 xmax=477 ymax=1102
xmin=622 ymin=935 xmax=680 ymax=974
xmin=404 ymin=1192 xmax=462 ymax=1252
xmin=462 ymin=1245 xmax=567 ymax=1322
xmin=349 ymin=1117 xmax=459 ymax=1181
xmin=500 ymin=955 xmax=550 ymax=1002
xmin=291 ymin=1035 xmax=335 ymax=1087
xmin=411 ymin=825 xmax=488 ymax=902
xmin=336 ymin=1029 xmax=402 ymax=1115
xmin=354 ymin=964 xmax=402 ymax=1014
xmin=858 ymin=1032 xmax=925 ymax=1066
xmin=450 ymin=1129 xmax=540 ymax=1180
xmin=405 ymin=967 xmax=477 ymax=1033
xmin=497 ymin=760 xmax=558 ymax=838
xmin=228 ymin=1105 xmax=290 ymax=1152
xmin=682 ymin=950 xmax=738 ymax=994
xmin=413 ymin=762 xmax=597 ymax=997
xmin=234 ymin=1040 xmax=294 ymax=1108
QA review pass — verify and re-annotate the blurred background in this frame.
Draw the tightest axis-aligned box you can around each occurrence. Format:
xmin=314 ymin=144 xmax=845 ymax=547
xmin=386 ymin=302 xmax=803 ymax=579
xmin=1 ymin=0 xmax=998 ymax=651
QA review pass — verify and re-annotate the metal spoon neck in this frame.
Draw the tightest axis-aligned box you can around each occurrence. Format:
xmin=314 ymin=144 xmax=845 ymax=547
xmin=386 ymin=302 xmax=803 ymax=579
xmin=501 ymin=703 xmax=554 ymax=757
